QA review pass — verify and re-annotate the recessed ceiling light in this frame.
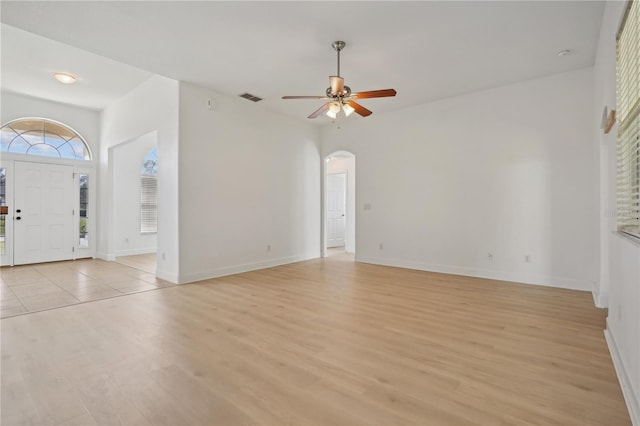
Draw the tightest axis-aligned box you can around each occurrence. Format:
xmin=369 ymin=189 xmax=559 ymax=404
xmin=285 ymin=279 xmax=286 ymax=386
xmin=53 ymin=72 xmax=77 ymax=84
xmin=556 ymin=49 xmax=571 ymax=57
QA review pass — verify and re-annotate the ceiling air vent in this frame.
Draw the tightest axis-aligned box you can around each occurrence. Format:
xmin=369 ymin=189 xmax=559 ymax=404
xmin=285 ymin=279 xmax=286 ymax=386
xmin=239 ymin=93 xmax=263 ymax=102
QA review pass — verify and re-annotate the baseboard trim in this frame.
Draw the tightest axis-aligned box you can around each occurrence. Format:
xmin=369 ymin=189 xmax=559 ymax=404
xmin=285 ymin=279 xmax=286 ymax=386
xmin=605 ymin=324 xmax=639 ymax=426
xmin=156 ymin=269 xmax=179 ymax=284
xmin=355 ymin=256 xmax=592 ymax=292
xmin=96 ymin=252 xmax=116 ymax=262
xmin=592 ymin=288 xmax=608 ymax=309
xmin=178 ymin=254 xmax=318 ymax=284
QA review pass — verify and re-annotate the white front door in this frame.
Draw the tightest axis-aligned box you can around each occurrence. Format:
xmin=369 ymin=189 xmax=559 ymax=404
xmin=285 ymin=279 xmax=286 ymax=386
xmin=14 ymin=161 xmax=75 ymax=265
xmin=327 ymin=172 xmax=346 ymax=248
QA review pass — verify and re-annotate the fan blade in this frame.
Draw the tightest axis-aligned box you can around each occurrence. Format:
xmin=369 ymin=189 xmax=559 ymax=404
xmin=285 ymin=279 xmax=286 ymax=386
xmin=308 ymin=103 xmax=331 ymax=119
xmin=329 ymin=76 xmax=344 ymax=95
xmin=346 ymin=101 xmax=372 ymax=117
xmin=351 ymin=89 xmax=397 ymax=99
xmin=282 ymin=95 xmax=328 ymax=99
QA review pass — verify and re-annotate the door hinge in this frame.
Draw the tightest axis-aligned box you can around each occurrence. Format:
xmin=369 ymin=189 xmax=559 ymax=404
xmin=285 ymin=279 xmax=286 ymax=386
xmin=72 ymin=246 xmax=75 ymax=253
xmin=72 ymin=209 xmax=75 ymax=215
xmin=73 ymin=172 xmax=76 ymax=179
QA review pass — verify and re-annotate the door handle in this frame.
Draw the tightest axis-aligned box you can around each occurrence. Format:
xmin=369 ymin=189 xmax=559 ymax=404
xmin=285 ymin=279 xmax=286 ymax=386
xmin=16 ymin=209 xmax=21 ymax=213
xmin=16 ymin=216 xmax=21 ymax=220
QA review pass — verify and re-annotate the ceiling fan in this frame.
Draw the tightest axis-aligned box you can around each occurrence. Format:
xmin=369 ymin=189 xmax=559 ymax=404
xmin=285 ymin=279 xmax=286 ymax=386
xmin=282 ymin=41 xmax=396 ymax=119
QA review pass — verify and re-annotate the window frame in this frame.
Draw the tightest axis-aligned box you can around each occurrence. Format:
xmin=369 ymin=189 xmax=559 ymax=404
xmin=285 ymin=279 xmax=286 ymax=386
xmin=616 ymin=0 xmax=640 ymax=240
xmin=1 ymin=117 xmax=93 ymax=161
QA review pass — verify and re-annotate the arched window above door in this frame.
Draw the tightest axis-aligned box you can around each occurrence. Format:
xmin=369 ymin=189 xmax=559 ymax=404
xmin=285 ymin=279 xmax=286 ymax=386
xmin=1 ymin=118 xmax=92 ymax=161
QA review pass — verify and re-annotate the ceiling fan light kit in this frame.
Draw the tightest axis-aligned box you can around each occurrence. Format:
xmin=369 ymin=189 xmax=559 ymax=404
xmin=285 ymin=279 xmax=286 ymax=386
xmin=282 ymin=41 xmax=396 ymax=119
xmin=342 ymin=103 xmax=355 ymax=117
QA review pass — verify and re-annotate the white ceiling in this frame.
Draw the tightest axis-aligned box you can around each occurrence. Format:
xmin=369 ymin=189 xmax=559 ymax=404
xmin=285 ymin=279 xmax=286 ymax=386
xmin=1 ymin=25 xmax=152 ymax=111
xmin=1 ymin=1 xmax=604 ymax=122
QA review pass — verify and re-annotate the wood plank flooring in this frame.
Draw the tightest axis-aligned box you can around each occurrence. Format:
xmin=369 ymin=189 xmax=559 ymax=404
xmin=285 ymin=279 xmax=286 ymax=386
xmin=0 ymin=254 xmax=630 ymax=425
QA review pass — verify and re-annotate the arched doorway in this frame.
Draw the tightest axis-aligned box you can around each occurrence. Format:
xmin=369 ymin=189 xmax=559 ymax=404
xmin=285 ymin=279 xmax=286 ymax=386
xmin=109 ymin=131 xmax=158 ymax=274
xmin=324 ymin=151 xmax=356 ymax=258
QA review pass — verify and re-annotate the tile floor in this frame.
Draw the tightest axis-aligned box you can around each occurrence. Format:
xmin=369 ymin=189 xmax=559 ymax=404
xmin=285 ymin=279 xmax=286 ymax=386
xmin=115 ymin=253 xmax=156 ymax=274
xmin=0 ymin=257 xmax=174 ymax=319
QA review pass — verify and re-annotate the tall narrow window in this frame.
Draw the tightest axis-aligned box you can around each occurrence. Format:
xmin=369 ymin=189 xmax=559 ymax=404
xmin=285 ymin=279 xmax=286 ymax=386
xmin=79 ymin=174 xmax=89 ymax=248
xmin=140 ymin=147 xmax=158 ymax=234
xmin=616 ymin=0 xmax=640 ymax=239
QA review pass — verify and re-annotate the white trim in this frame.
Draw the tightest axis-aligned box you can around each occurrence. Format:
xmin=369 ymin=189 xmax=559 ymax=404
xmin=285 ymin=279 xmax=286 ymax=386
xmin=614 ymin=230 xmax=640 ymax=248
xmin=177 ymin=254 xmax=317 ymax=284
xmin=96 ymin=251 xmax=116 ymax=262
xmin=156 ymin=268 xmax=179 ymax=284
xmin=0 ymin=151 xmax=93 ymax=167
xmin=355 ymin=255 xmax=594 ymax=291
xmin=605 ymin=324 xmax=640 ymax=426
xmin=592 ymin=287 xmax=609 ymax=308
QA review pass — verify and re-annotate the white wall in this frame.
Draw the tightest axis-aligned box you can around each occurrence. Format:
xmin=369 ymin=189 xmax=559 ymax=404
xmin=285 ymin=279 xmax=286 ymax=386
xmin=112 ymin=131 xmax=157 ymax=256
xmin=322 ymin=67 xmax=596 ymax=291
xmin=1 ymin=91 xmax=99 ymax=157
xmin=177 ymin=82 xmax=321 ymax=283
xmin=327 ymin=155 xmax=356 ymax=253
xmin=607 ymin=236 xmax=640 ymax=426
xmin=99 ymin=75 xmax=179 ymax=282
xmin=594 ymin=2 xmax=640 ymax=424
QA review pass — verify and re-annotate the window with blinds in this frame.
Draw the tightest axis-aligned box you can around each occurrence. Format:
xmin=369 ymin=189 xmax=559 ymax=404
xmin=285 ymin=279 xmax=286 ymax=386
xmin=140 ymin=147 xmax=158 ymax=234
xmin=616 ymin=0 xmax=640 ymax=239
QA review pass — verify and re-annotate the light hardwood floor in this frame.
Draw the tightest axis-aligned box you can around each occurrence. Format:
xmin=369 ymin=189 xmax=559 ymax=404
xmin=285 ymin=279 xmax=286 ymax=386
xmin=0 ymin=254 xmax=630 ymax=425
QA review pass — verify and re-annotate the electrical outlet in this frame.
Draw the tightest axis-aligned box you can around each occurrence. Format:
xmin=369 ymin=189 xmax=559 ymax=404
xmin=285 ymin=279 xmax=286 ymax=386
xmin=267 ymin=244 xmax=271 ymax=251
xmin=379 ymin=243 xmax=384 ymax=250
xmin=618 ymin=305 xmax=622 ymax=321
xmin=524 ymin=255 xmax=531 ymax=263
xmin=488 ymin=253 xmax=493 ymax=260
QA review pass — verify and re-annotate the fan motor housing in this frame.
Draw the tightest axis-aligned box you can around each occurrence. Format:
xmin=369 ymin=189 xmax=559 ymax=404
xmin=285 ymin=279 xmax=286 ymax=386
xmin=326 ymin=86 xmax=351 ymax=98
xmin=332 ymin=41 xmax=346 ymax=51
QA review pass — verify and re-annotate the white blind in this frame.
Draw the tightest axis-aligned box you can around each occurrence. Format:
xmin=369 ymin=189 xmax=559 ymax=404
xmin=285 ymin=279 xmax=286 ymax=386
xmin=616 ymin=0 xmax=640 ymax=238
xmin=140 ymin=175 xmax=157 ymax=234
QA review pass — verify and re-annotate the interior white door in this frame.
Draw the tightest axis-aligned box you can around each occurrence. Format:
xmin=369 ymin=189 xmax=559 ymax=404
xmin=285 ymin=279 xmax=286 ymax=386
xmin=327 ymin=172 xmax=346 ymax=248
xmin=14 ymin=161 xmax=74 ymax=265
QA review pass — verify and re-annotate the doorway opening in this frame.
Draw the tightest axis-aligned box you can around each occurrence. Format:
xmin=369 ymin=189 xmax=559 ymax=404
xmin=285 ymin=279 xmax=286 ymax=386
xmin=110 ymin=131 xmax=158 ymax=274
xmin=324 ymin=151 xmax=355 ymax=259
